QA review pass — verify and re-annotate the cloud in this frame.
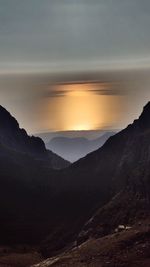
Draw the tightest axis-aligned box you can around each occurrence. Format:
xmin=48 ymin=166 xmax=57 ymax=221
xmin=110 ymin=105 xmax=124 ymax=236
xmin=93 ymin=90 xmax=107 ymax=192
xmin=89 ymin=88 xmax=123 ymax=96
xmin=42 ymin=89 xmax=67 ymax=98
xmin=0 ymin=0 xmax=150 ymax=71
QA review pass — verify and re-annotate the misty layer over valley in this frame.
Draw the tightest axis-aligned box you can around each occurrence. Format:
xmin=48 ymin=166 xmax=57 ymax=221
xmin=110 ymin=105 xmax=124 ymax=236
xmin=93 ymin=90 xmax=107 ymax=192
xmin=39 ymin=131 xmax=116 ymax=162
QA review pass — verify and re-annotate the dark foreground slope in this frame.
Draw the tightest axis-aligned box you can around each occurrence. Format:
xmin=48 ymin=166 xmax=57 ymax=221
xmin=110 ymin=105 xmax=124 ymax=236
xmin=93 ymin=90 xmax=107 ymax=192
xmin=33 ymin=221 xmax=150 ymax=267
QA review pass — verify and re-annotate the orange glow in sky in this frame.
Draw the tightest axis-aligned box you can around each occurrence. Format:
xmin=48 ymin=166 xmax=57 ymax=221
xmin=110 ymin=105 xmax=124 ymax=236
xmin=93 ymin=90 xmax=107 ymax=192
xmin=39 ymin=82 xmax=125 ymax=132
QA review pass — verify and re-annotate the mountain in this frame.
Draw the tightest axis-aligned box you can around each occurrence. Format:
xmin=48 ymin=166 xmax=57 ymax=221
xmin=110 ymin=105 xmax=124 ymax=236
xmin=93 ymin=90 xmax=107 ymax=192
xmin=70 ymin=102 xmax=150 ymax=239
xmin=0 ymin=105 xmax=70 ymax=169
xmin=32 ymin=102 xmax=150 ymax=267
xmin=36 ymin=130 xmax=116 ymax=143
xmin=39 ymin=102 xmax=150 ymax=256
xmin=0 ymin=105 xmax=70 ymax=247
xmin=1 ymin=102 xmax=150 ymax=267
xmin=46 ymin=132 xmax=115 ymax=162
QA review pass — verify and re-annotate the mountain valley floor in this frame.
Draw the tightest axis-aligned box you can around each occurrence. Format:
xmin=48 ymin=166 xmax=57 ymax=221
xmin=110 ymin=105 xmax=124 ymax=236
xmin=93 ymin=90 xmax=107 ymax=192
xmin=0 ymin=219 xmax=150 ymax=267
xmin=31 ymin=219 xmax=150 ymax=267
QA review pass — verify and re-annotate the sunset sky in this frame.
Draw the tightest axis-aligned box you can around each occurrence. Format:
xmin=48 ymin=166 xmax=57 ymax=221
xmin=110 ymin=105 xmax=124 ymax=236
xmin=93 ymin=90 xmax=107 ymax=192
xmin=1 ymin=1 xmax=150 ymax=134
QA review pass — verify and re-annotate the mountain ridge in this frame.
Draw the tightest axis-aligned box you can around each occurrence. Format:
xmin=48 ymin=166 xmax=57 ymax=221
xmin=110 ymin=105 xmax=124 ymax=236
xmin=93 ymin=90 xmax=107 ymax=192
xmin=0 ymin=105 xmax=70 ymax=169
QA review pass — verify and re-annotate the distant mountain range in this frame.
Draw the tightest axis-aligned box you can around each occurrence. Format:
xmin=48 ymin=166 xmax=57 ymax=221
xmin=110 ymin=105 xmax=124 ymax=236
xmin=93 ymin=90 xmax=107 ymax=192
xmin=1 ymin=103 xmax=150 ymax=266
xmin=37 ymin=129 xmax=118 ymax=143
xmin=46 ymin=132 xmax=115 ymax=162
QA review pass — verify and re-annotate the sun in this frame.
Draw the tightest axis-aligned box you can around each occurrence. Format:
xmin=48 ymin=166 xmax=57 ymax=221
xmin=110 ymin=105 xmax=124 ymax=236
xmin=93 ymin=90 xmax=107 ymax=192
xmin=71 ymin=123 xmax=92 ymax=131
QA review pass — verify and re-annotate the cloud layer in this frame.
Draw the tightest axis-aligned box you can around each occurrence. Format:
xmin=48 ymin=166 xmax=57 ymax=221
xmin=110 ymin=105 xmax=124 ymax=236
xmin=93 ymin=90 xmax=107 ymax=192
xmin=0 ymin=0 xmax=150 ymax=72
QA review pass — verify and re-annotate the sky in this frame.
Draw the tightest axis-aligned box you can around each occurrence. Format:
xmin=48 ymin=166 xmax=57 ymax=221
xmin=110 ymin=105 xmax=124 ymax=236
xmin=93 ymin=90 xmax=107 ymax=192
xmin=0 ymin=0 xmax=150 ymax=134
xmin=1 ymin=0 xmax=150 ymax=70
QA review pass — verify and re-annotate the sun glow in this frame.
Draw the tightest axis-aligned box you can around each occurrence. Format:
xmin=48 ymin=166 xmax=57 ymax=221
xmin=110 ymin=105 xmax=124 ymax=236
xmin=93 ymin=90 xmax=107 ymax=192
xmin=40 ymin=82 xmax=125 ymax=132
xmin=71 ymin=123 xmax=92 ymax=131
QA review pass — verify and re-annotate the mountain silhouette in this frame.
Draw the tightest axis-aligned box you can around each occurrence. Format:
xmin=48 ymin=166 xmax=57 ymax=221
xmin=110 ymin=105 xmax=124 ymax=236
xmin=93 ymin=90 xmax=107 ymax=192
xmin=37 ymin=129 xmax=114 ymax=143
xmin=46 ymin=132 xmax=115 ymax=162
xmin=1 ymin=103 xmax=150 ymax=262
xmin=0 ymin=105 xmax=70 ymax=169
xmin=0 ymin=105 xmax=70 ymax=246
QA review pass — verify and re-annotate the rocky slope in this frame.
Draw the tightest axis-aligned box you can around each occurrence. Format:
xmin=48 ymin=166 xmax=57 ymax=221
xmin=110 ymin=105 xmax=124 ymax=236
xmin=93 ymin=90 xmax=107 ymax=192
xmin=75 ymin=101 xmax=150 ymax=243
xmin=32 ymin=221 xmax=150 ymax=267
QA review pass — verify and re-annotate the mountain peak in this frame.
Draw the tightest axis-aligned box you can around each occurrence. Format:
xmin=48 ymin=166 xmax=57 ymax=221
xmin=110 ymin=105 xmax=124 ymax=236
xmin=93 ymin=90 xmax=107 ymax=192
xmin=141 ymin=101 xmax=150 ymax=114
xmin=138 ymin=101 xmax=150 ymax=129
xmin=0 ymin=104 xmax=47 ymax=155
xmin=0 ymin=105 xmax=19 ymax=129
xmin=0 ymin=104 xmax=70 ymax=168
xmin=0 ymin=105 xmax=13 ymax=116
xmin=0 ymin=105 xmax=7 ymax=111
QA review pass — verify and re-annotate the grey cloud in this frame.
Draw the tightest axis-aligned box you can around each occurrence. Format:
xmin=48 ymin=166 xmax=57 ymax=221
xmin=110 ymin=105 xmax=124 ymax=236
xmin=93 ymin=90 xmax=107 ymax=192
xmin=42 ymin=89 xmax=67 ymax=98
xmin=89 ymin=88 xmax=124 ymax=96
xmin=0 ymin=0 xmax=150 ymax=69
